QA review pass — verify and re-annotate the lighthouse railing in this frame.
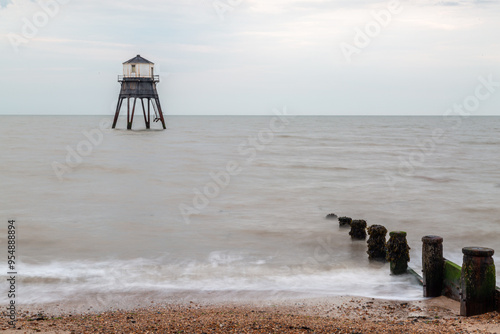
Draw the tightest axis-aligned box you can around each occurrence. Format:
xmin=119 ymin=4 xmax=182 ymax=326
xmin=118 ymin=75 xmax=160 ymax=82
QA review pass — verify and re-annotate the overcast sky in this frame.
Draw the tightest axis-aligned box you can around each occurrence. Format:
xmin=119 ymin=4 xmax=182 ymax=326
xmin=0 ymin=0 xmax=499 ymax=115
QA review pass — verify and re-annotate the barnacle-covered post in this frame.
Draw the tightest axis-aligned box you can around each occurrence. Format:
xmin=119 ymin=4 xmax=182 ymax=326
xmin=387 ymin=231 xmax=410 ymax=275
xmin=460 ymin=247 xmax=496 ymax=317
xmin=367 ymin=225 xmax=387 ymax=260
xmin=422 ymin=235 xmax=444 ymax=297
xmin=349 ymin=220 xmax=367 ymax=240
xmin=338 ymin=216 xmax=352 ymax=228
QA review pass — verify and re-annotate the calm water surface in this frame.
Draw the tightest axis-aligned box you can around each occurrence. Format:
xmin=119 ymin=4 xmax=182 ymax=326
xmin=1 ymin=116 xmax=499 ymax=305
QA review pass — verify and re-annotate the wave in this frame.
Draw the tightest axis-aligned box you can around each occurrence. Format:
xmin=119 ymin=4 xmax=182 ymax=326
xmin=412 ymin=175 xmax=456 ymax=183
xmin=0 ymin=256 xmax=424 ymax=305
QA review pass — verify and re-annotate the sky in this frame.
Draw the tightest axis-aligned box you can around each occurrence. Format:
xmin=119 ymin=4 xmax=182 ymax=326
xmin=0 ymin=0 xmax=499 ymax=115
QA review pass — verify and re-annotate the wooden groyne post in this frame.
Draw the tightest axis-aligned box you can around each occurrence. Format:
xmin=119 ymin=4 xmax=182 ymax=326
xmin=422 ymin=235 xmax=444 ymax=297
xmin=387 ymin=231 xmax=410 ymax=275
xmin=460 ymin=247 xmax=496 ymax=316
xmin=338 ymin=216 xmax=352 ymax=227
xmin=329 ymin=212 xmax=499 ymax=316
xmin=367 ymin=225 xmax=387 ymax=260
xmin=349 ymin=220 xmax=367 ymax=240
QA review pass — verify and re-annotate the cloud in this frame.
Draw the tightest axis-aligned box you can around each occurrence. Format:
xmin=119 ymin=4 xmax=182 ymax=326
xmin=415 ymin=0 xmax=499 ymax=6
xmin=0 ymin=0 xmax=12 ymax=7
xmin=0 ymin=0 xmax=499 ymax=115
xmin=439 ymin=1 xmax=461 ymax=6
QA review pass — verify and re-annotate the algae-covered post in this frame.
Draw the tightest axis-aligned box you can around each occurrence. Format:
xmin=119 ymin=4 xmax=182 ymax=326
xmin=422 ymin=235 xmax=444 ymax=297
xmin=338 ymin=216 xmax=352 ymax=227
xmin=349 ymin=220 xmax=367 ymax=240
xmin=387 ymin=231 xmax=410 ymax=275
xmin=367 ymin=225 xmax=387 ymax=261
xmin=325 ymin=213 xmax=338 ymax=220
xmin=460 ymin=247 xmax=496 ymax=317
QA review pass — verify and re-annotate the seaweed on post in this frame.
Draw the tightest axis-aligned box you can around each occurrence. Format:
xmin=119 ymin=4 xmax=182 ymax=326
xmin=349 ymin=220 xmax=367 ymax=240
xmin=386 ymin=231 xmax=410 ymax=275
xmin=367 ymin=225 xmax=387 ymax=261
xmin=338 ymin=216 xmax=352 ymax=227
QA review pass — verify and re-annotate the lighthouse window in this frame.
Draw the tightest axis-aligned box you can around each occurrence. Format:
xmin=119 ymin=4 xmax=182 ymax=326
xmin=131 ymin=65 xmax=136 ymax=73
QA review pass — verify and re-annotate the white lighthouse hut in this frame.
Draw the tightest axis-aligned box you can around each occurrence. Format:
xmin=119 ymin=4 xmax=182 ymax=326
xmin=122 ymin=54 xmax=155 ymax=78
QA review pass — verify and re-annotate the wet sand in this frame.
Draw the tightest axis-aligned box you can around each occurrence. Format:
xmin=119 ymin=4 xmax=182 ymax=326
xmin=2 ymin=294 xmax=500 ymax=333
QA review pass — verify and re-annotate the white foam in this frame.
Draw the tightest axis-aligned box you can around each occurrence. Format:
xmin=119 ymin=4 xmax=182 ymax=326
xmin=1 ymin=257 xmax=423 ymax=305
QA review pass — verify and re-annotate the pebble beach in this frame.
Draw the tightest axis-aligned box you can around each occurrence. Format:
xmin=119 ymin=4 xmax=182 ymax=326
xmin=2 ymin=295 xmax=500 ymax=333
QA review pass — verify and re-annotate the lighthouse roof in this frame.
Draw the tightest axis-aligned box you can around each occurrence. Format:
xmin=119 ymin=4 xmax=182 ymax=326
xmin=123 ymin=55 xmax=154 ymax=65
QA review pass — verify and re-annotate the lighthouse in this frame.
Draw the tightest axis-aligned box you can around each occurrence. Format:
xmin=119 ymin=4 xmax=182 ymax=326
xmin=112 ymin=55 xmax=166 ymax=130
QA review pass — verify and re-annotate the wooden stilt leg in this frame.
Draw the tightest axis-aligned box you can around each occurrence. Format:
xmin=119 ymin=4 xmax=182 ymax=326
xmin=127 ymin=98 xmax=130 ymax=129
xmin=129 ymin=98 xmax=137 ymax=130
xmin=141 ymin=98 xmax=149 ymax=129
xmin=155 ymin=98 xmax=166 ymax=129
xmin=112 ymin=97 xmax=123 ymax=129
xmin=147 ymin=99 xmax=151 ymax=128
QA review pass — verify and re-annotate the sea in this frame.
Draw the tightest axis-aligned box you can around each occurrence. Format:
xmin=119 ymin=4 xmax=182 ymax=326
xmin=1 ymin=115 xmax=499 ymax=309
